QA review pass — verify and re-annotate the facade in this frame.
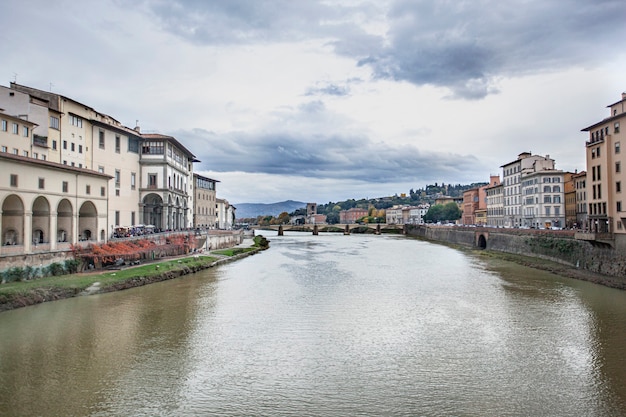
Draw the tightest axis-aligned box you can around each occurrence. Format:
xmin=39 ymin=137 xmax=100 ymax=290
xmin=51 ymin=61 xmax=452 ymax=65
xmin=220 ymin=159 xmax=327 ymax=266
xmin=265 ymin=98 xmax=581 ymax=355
xmin=582 ymin=92 xmax=626 ymax=235
xmin=0 ymin=152 xmax=111 ymax=254
xmin=1 ymin=83 xmax=200 ymax=235
xmin=193 ymin=174 xmax=218 ymax=229
xmin=520 ymin=169 xmax=565 ymax=229
xmin=216 ymin=198 xmax=236 ymax=230
xmin=386 ymin=205 xmax=404 ymax=224
xmin=486 ymin=176 xmax=503 ymax=227
xmin=140 ymin=133 xmax=197 ymax=231
xmin=501 ymin=152 xmax=555 ymax=227
xmin=340 ymin=207 xmax=368 ymax=223
xmin=573 ymin=171 xmax=588 ymax=229
xmin=564 ymin=172 xmax=576 ymax=229
xmin=407 ymin=204 xmax=430 ymax=225
xmin=462 ymin=188 xmax=480 ymax=225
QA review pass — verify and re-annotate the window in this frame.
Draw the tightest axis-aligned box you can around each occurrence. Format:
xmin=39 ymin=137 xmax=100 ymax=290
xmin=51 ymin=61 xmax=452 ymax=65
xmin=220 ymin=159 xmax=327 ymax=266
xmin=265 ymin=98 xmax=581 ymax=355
xmin=543 ymin=185 xmax=551 ymax=192
xmin=98 ymin=166 xmax=105 ymax=173
xmin=597 ymin=147 xmax=601 ymax=157
xmin=50 ymin=116 xmax=59 ymax=130
xmin=52 ymin=140 xmax=57 ymax=150
xmin=128 ymin=137 xmax=139 ymax=153
xmin=71 ymin=142 xmax=75 ymax=152
xmin=131 ymin=172 xmax=136 ymax=190
xmin=617 ymin=162 xmax=621 ymax=173
xmin=545 ymin=207 xmax=551 ymax=216
xmin=86 ymin=185 xmax=91 ymax=195
xmin=598 ymin=184 xmax=602 ymax=199
xmin=616 ymin=141 xmax=621 ymax=154
xmin=616 ymin=122 xmax=621 ymax=134
xmin=115 ymin=135 xmax=120 ymax=153
xmin=63 ymin=140 xmax=67 ymax=150
xmin=131 ymin=212 xmax=135 ymax=226
xmin=23 ymin=151 xmax=28 ymax=157
xmin=99 ymin=130 xmax=105 ymax=149
xmin=148 ymin=173 xmax=158 ymax=187
xmin=10 ymin=174 xmax=17 ymax=187
xmin=62 ymin=181 xmax=68 ymax=193
xmin=12 ymin=148 xmax=18 ymax=155
xmin=79 ymin=144 xmax=83 ymax=153
xmin=42 ymin=155 xmax=46 ymax=161
xmin=38 ymin=178 xmax=44 ymax=189
xmin=597 ymin=165 xmax=601 ymax=181
xmin=115 ymin=211 xmax=120 ymax=226
xmin=554 ymin=207 xmax=560 ymax=216
xmin=553 ymin=196 xmax=561 ymax=203
xmin=142 ymin=141 xmax=164 ymax=155
xmin=618 ymin=201 xmax=623 ymax=212
xmin=115 ymin=189 xmax=120 ymax=196
xmin=1 ymin=146 xmax=5 ymax=152
xmin=12 ymin=123 xmax=18 ymax=134
xmin=101 ymin=186 xmax=106 ymax=197
xmin=618 ymin=182 xmax=622 ymax=193
xmin=69 ymin=114 xmax=83 ymax=127
xmin=1 ymin=120 xmax=6 ymax=131
xmin=22 ymin=126 xmax=29 ymax=137
xmin=543 ymin=196 xmax=552 ymax=203
xmin=33 ymin=152 xmax=38 ymax=159
xmin=115 ymin=169 xmax=120 ymax=187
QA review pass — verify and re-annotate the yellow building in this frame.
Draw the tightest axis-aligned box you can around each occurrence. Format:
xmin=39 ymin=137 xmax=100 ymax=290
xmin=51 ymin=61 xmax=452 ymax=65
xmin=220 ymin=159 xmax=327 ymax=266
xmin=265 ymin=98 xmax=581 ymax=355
xmin=581 ymin=92 xmax=626 ymax=240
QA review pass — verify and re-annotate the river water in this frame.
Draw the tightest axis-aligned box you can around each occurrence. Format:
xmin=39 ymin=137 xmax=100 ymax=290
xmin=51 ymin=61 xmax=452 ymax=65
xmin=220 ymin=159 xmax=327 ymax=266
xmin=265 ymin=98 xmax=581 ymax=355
xmin=1 ymin=232 xmax=626 ymax=416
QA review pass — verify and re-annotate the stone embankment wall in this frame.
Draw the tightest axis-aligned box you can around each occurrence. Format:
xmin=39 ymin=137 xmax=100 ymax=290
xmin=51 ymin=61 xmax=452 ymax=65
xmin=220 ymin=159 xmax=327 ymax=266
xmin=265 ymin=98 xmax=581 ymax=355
xmin=0 ymin=230 xmax=244 ymax=273
xmin=406 ymin=225 xmax=626 ymax=280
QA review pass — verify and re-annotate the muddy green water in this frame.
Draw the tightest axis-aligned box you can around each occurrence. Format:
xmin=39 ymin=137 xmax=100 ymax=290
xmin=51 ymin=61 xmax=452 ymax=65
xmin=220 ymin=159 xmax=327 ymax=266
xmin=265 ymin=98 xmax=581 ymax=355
xmin=1 ymin=232 xmax=625 ymax=416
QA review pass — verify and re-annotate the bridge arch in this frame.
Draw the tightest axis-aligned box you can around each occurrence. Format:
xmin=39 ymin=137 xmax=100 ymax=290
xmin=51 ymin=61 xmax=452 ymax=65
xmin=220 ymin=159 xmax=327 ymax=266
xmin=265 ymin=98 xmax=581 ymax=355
xmin=476 ymin=233 xmax=487 ymax=250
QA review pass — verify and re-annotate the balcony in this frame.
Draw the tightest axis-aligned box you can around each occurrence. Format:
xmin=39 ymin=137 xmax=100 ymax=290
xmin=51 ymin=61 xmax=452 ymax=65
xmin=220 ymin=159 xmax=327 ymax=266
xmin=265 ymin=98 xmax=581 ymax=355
xmin=33 ymin=135 xmax=48 ymax=148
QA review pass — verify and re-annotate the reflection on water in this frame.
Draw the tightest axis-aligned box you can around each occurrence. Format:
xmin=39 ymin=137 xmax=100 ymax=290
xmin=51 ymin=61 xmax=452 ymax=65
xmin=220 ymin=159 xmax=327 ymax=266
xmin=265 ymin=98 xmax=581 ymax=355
xmin=1 ymin=232 xmax=625 ymax=416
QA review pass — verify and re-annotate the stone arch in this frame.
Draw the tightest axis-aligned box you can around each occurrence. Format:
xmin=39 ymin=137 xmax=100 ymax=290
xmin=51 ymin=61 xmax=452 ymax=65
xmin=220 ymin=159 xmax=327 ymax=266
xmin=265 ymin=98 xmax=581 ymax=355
xmin=57 ymin=199 xmax=73 ymax=242
xmin=2 ymin=194 xmax=24 ymax=245
xmin=143 ymin=193 xmax=163 ymax=230
xmin=79 ymin=201 xmax=97 ymax=241
xmin=32 ymin=196 xmax=50 ymax=244
xmin=477 ymin=233 xmax=487 ymax=250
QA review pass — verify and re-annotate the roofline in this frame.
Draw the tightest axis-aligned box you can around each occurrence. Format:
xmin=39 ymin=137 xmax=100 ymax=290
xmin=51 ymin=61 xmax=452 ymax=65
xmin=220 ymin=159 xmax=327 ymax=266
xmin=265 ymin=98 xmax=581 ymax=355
xmin=581 ymin=112 xmax=625 ymax=132
xmin=0 ymin=153 xmax=113 ymax=179
xmin=141 ymin=133 xmax=197 ymax=160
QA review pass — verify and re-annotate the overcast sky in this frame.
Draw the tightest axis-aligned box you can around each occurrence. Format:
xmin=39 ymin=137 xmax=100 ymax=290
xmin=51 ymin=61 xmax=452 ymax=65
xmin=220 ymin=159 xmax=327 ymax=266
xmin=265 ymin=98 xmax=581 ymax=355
xmin=2 ymin=0 xmax=625 ymax=204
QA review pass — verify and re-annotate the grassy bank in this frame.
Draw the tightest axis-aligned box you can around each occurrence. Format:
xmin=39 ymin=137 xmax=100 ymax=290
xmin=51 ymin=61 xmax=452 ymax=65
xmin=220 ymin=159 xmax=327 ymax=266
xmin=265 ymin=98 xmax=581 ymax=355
xmin=0 ymin=236 xmax=269 ymax=312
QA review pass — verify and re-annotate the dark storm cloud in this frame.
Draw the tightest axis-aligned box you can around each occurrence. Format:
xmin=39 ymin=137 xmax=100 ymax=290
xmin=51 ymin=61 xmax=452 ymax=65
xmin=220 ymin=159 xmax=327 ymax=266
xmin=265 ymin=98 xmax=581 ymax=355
xmin=137 ymin=0 xmax=625 ymax=100
xmin=178 ymin=128 xmax=480 ymax=183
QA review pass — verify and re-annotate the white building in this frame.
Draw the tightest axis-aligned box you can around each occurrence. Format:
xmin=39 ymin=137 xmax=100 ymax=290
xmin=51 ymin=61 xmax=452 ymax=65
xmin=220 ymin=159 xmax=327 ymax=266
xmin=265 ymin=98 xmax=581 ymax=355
xmin=501 ymin=152 xmax=555 ymax=227
xmin=521 ymin=170 xmax=566 ymax=229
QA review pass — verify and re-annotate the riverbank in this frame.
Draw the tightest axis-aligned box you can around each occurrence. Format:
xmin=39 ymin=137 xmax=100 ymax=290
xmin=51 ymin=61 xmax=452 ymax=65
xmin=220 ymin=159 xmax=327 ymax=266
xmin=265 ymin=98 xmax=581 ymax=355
xmin=0 ymin=236 xmax=269 ymax=313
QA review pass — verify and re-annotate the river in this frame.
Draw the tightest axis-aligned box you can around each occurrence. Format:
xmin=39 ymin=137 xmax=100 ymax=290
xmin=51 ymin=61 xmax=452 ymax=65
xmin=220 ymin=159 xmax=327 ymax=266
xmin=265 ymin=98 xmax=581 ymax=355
xmin=1 ymin=232 xmax=625 ymax=416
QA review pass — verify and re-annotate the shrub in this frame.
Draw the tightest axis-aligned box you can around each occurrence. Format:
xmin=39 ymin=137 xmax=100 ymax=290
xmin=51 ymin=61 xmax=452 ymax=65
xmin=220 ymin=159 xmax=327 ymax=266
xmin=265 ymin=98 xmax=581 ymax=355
xmin=3 ymin=267 xmax=25 ymax=283
xmin=64 ymin=259 xmax=81 ymax=274
xmin=46 ymin=262 xmax=65 ymax=277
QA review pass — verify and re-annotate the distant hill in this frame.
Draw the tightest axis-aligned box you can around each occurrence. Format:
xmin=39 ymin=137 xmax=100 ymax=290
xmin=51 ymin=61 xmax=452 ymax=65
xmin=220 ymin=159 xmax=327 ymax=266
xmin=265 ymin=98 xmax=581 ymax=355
xmin=234 ymin=200 xmax=306 ymax=219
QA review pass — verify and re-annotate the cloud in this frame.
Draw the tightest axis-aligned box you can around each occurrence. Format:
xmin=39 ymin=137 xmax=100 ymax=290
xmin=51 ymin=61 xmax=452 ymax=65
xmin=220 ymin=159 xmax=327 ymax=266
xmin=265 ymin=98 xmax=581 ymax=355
xmin=348 ymin=0 xmax=626 ymax=99
xmin=135 ymin=0 xmax=626 ymax=100
xmin=178 ymin=126 xmax=481 ymax=185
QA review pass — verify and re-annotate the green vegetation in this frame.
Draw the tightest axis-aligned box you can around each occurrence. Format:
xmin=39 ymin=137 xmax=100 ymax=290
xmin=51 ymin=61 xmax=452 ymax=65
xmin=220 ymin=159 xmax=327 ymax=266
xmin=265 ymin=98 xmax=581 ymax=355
xmin=423 ymin=202 xmax=462 ymax=223
xmin=212 ymin=247 xmax=256 ymax=257
xmin=0 ymin=256 xmax=219 ymax=298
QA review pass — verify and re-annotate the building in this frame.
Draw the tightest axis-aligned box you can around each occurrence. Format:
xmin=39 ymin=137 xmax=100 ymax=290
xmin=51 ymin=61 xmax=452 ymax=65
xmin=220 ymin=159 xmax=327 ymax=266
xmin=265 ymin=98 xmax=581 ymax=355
xmin=193 ymin=174 xmax=219 ymax=229
xmin=216 ymin=198 xmax=236 ymax=230
xmin=1 ymin=83 xmax=199 ymax=235
xmin=485 ymin=175 xmax=503 ymax=227
xmin=340 ymin=207 xmax=368 ymax=223
xmin=386 ymin=205 xmax=404 ymax=224
xmin=573 ymin=171 xmax=587 ymax=230
xmin=520 ymin=169 xmax=565 ymax=229
xmin=462 ymin=188 xmax=480 ymax=225
xmin=0 ymin=152 xmax=111 ymax=253
xmin=581 ymin=92 xmax=626 ymax=237
xmin=406 ymin=204 xmax=430 ymax=225
xmin=564 ymin=172 xmax=577 ymax=229
xmin=501 ymin=152 xmax=555 ymax=227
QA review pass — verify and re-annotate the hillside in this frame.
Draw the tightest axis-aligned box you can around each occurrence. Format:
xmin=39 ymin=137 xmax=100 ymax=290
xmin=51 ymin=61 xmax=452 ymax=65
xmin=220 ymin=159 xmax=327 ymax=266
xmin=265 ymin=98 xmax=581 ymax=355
xmin=235 ymin=200 xmax=306 ymax=219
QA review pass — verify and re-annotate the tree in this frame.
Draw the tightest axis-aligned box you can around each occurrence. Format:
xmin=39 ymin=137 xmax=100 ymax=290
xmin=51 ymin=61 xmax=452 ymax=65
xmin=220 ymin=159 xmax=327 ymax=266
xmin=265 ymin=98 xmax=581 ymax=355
xmin=276 ymin=211 xmax=290 ymax=224
xmin=423 ymin=202 xmax=461 ymax=223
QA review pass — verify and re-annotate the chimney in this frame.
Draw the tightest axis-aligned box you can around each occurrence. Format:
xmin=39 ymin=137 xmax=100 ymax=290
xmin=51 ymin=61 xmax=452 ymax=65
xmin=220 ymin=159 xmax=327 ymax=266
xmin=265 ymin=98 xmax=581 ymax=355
xmin=622 ymin=92 xmax=626 ymax=100
xmin=134 ymin=120 xmax=140 ymax=133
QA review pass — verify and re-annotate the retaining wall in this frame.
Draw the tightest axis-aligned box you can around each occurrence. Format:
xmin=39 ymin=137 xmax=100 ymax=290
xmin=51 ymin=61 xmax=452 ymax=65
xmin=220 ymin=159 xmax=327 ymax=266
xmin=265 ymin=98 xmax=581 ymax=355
xmin=407 ymin=225 xmax=626 ymax=280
